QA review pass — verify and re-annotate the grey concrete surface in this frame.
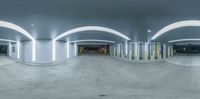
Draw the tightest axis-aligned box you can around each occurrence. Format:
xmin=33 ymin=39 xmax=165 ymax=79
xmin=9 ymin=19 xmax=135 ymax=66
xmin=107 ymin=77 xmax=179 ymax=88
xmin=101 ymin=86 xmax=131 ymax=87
xmin=0 ymin=55 xmax=15 ymax=66
xmin=165 ymin=54 xmax=200 ymax=66
xmin=0 ymin=55 xmax=200 ymax=99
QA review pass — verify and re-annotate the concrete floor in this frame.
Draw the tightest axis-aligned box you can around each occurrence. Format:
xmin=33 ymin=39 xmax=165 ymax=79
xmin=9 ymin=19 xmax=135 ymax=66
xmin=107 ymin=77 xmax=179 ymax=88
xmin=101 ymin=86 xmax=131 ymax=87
xmin=0 ymin=55 xmax=200 ymax=99
xmin=166 ymin=54 xmax=200 ymax=66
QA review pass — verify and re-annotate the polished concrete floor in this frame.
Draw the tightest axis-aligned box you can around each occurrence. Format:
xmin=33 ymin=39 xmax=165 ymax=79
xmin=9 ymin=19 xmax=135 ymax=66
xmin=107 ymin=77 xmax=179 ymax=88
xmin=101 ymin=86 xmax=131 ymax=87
xmin=0 ymin=55 xmax=200 ymax=99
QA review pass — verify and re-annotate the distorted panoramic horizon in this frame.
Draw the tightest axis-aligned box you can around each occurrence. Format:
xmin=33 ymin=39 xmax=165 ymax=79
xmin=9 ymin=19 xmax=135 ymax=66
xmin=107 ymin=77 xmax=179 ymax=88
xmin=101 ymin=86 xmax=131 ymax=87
xmin=0 ymin=0 xmax=200 ymax=99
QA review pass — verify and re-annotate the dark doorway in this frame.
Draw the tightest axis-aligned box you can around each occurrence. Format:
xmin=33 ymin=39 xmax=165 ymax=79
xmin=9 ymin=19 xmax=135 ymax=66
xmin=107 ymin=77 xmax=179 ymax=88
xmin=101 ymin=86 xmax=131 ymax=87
xmin=0 ymin=45 xmax=8 ymax=55
xmin=78 ymin=45 xmax=110 ymax=55
xmin=174 ymin=44 xmax=200 ymax=54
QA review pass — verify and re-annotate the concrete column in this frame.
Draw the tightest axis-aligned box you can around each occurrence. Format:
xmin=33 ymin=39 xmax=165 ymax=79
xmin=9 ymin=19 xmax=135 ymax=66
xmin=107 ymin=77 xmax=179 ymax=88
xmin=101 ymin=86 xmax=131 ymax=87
xmin=170 ymin=45 xmax=174 ymax=57
xmin=144 ymin=42 xmax=149 ymax=61
xmin=134 ymin=42 xmax=139 ymax=61
xmin=121 ymin=44 xmax=124 ymax=58
xmin=117 ymin=44 xmax=121 ymax=57
xmin=129 ymin=43 xmax=132 ymax=60
xmin=157 ymin=43 xmax=162 ymax=59
xmin=168 ymin=45 xmax=170 ymax=57
xmin=104 ymin=45 xmax=107 ymax=55
xmin=163 ymin=44 xmax=166 ymax=58
xmin=74 ymin=43 xmax=78 ymax=56
xmin=8 ymin=42 xmax=12 ymax=56
xmin=113 ymin=45 xmax=116 ymax=57
xmin=125 ymin=41 xmax=128 ymax=58
xmin=151 ymin=43 xmax=156 ymax=60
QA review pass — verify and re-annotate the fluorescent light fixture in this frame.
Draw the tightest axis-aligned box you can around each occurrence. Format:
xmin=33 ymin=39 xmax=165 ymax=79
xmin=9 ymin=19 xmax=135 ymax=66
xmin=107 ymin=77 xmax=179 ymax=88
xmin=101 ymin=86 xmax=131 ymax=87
xmin=0 ymin=21 xmax=35 ymax=40
xmin=70 ymin=39 xmax=115 ymax=43
xmin=77 ymin=43 xmax=109 ymax=45
xmin=55 ymin=26 xmax=130 ymax=40
xmin=151 ymin=20 xmax=200 ymax=40
xmin=17 ymin=41 xmax=20 ymax=59
xmin=52 ymin=40 xmax=56 ymax=61
xmin=32 ymin=40 xmax=36 ymax=61
xmin=0 ymin=20 xmax=36 ymax=61
xmin=168 ymin=39 xmax=200 ymax=43
xmin=9 ymin=42 xmax=12 ymax=56
xmin=67 ymin=42 xmax=70 ymax=59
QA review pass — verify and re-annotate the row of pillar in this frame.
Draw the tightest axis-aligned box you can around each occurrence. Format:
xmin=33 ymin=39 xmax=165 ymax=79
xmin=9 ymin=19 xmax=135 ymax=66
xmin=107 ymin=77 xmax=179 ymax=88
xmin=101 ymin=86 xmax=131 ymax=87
xmin=110 ymin=42 xmax=174 ymax=61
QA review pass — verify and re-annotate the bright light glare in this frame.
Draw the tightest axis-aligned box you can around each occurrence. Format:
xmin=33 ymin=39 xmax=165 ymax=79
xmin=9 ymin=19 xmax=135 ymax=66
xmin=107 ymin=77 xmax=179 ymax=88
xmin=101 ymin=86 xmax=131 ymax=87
xmin=32 ymin=40 xmax=36 ymax=61
xmin=70 ymin=39 xmax=115 ymax=43
xmin=67 ymin=42 xmax=70 ymax=59
xmin=77 ymin=43 xmax=109 ymax=45
xmin=0 ymin=21 xmax=34 ymax=40
xmin=151 ymin=20 xmax=200 ymax=40
xmin=168 ymin=39 xmax=200 ymax=43
xmin=17 ymin=41 xmax=20 ymax=59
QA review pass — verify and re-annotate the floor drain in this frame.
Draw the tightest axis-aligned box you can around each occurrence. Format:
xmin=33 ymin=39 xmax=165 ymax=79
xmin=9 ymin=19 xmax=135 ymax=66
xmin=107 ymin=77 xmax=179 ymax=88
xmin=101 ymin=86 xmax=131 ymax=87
xmin=98 ymin=94 xmax=107 ymax=97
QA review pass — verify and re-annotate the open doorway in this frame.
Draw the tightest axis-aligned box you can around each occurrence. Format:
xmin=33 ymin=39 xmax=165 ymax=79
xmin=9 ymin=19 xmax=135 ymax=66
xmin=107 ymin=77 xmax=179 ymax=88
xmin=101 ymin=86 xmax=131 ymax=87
xmin=0 ymin=45 xmax=8 ymax=56
xmin=174 ymin=44 xmax=200 ymax=55
xmin=78 ymin=45 xmax=110 ymax=56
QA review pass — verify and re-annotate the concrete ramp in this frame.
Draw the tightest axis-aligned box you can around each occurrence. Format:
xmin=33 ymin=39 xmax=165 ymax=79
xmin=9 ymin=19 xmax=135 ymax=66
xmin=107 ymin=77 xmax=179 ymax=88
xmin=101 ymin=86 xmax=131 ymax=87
xmin=165 ymin=54 xmax=200 ymax=66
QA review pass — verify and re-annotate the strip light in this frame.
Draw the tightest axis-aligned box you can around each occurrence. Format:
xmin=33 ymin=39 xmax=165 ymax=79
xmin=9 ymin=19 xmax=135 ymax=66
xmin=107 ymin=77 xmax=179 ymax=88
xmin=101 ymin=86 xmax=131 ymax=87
xmin=168 ymin=39 xmax=200 ymax=43
xmin=52 ymin=40 xmax=56 ymax=61
xmin=70 ymin=39 xmax=116 ymax=43
xmin=67 ymin=42 xmax=70 ymax=59
xmin=0 ymin=21 xmax=36 ymax=61
xmin=77 ymin=43 xmax=110 ymax=45
xmin=17 ymin=41 xmax=20 ymax=59
xmin=32 ymin=40 xmax=36 ymax=61
xmin=151 ymin=20 xmax=200 ymax=40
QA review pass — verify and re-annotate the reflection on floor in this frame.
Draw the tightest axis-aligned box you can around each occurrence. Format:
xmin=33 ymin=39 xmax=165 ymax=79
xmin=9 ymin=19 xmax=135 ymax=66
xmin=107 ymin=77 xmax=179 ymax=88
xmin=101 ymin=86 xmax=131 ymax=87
xmin=0 ymin=55 xmax=200 ymax=99
xmin=165 ymin=54 xmax=200 ymax=66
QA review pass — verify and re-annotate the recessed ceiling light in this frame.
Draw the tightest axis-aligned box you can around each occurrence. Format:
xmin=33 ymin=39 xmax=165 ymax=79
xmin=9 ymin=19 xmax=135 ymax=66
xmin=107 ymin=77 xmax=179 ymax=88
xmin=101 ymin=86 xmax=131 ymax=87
xmin=147 ymin=29 xmax=152 ymax=33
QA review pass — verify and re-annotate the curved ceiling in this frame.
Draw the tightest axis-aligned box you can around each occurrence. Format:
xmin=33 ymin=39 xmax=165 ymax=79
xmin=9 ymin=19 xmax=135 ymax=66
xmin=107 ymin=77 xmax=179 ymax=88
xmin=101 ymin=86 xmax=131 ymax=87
xmin=0 ymin=21 xmax=34 ymax=41
xmin=55 ymin=26 xmax=130 ymax=41
xmin=1 ymin=0 xmax=200 ymax=42
xmin=151 ymin=20 xmax=200 ymax=40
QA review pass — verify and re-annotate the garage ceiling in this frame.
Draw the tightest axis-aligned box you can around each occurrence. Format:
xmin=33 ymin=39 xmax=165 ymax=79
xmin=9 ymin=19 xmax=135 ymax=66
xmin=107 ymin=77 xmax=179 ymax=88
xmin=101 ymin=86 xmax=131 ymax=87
xmin=0 ymin=0 xmax=200 ymax=42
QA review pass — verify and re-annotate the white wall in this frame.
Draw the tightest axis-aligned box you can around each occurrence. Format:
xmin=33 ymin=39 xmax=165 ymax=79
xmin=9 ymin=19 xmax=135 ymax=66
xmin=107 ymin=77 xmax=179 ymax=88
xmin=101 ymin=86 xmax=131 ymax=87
xmin=69 ymin=43 xmax=76 ymax=58
xmin=8 ymin=40 xmax=78 ymax=64
xmin=35 ymin=40 xmax=53 ymax=63
xmin=21 ymin=41 xmax=32 ymax=63
xmin=56 ymin=41 xmax=67 ymax=62
xmin=10 ymin=43 xmax=19 ymax=60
